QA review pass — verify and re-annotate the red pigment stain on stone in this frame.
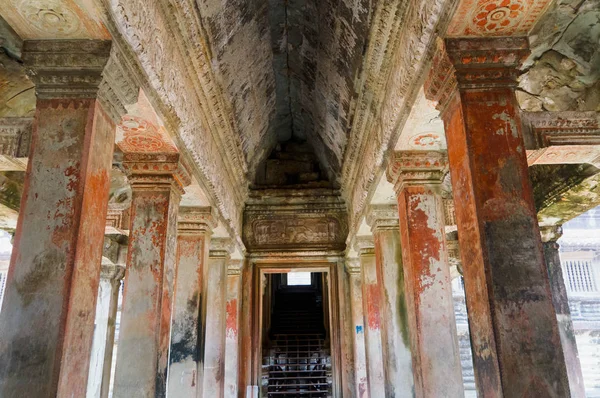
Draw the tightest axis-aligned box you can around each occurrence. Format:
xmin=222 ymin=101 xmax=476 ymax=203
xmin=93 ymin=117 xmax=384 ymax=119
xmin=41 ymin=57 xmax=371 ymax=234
xmin=226 ymin=299 xmax=238 ymax=336
xmin=366 ymin=283 xmax=381 ymax=330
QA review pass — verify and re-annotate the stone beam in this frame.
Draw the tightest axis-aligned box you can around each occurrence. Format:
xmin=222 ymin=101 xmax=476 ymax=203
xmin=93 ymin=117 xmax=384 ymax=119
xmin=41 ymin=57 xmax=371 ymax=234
xmin=523 ymin=111 xmax=600 ymax=168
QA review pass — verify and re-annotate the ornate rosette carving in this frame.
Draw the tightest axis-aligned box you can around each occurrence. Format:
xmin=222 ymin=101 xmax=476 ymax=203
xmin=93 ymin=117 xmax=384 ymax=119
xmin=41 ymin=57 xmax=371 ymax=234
xmin=387 ymin=151 xmax=448 ymax=193
xmin=447 ymin=0 xmax=551 ymax=37
xmin=210 ymin=237 xmax=234 ymax=258
xmin=366 ymin=204 xmax=400 ymax=232
xmin=177 ymin=206 xmax=217 ymax=235
xmin=22 ymin=40 xmax=112 ymax=99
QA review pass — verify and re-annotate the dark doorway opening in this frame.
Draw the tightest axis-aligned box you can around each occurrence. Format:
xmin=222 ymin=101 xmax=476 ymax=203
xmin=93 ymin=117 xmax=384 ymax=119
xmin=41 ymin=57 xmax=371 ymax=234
xmin=261 ymin=272 xmax=332 ymax=397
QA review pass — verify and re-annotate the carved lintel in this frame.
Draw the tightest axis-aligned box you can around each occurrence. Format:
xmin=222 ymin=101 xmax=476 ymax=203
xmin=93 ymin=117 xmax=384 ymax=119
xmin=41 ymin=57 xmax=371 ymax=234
xmin=122 ymin=152 xmax=190 ymax=194
xmin=210 ymin=237 xmax=234 ymax=258
xmin=540 ymin=225 xmax=563 ymax=244
xmin=0 ymin=117 xmax=33 ymax=158
xmin=366 ymin=204 xmax=399 ymax=233
xmin=100 ymin=262 xmax=126 ymax=282
xmin=177 ymin=206 xmax=217 ymax=235
xmin=425 ymin=37 xmax=529 ymax=112
xmin=227 ymin=259 xmax=244 ymax=276
xmin=522 ymin=111 xmax=600 ymax=149
xmin=345 ymin=257 xmax=361 ymax=275
xmin=386 ymin=151 xmax=448 ymax=193
xmin=522 ymin=111 xmax=600 ymax=168
xmin=22 ymin=40 xmax=112 ymax=99
xmin=354 ymin=235 xmax=375 ymax=256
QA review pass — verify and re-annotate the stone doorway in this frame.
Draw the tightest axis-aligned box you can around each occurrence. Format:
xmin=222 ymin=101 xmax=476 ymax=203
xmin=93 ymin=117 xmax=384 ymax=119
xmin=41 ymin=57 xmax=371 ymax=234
xmin=246 ymin=261 xmax=344 ymax=398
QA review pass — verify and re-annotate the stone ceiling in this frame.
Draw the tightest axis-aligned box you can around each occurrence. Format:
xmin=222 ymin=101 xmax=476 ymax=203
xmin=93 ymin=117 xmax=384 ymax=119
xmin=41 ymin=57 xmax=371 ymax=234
xmin=196 ymin=0 xmax=374 ymax=183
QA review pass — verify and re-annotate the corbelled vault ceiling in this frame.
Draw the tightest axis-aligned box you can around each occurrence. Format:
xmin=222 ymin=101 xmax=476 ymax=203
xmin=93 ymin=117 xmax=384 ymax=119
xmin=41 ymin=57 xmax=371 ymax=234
xmin=197 ymin=0 xmax=373 ymax=183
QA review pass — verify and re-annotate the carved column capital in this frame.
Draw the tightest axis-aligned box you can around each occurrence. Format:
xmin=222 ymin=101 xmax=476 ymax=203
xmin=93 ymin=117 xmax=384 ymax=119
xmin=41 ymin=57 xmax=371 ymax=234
xmin=0 ymin=117 xmax=33 ymax=159
xmin=540 ymin=225 xmax=563 ymax=244
xmin=22 ymin=40 xmax=112 ymax=99
xmin=177 ymin=206 xmax=217 ymax=235
xmin=366 ymin=204 xmax=399 ymax=233
xmin=122 ymin=152 xmax=191 ymax=195
xmin=106 ymin=204 xmax=130 ymax=235
xmin=386 ymin=151 xmax=448 ymax=193
xmin=345 ymin=257 xmax=361 ymax=275
xmin=100 ymin=262 xmax=126 ymax=282
xmin=227 ymin=259 xmax=244 ymax=276
xmin=354 ymin=236 xmax=375 ymax=256
xmin=98 ymin=45 xmax=141 ymax=123
xmin=425 ymin=37 xmax=529 ymax=112
xmin=209 ymin=237 xmax=234 ymax=258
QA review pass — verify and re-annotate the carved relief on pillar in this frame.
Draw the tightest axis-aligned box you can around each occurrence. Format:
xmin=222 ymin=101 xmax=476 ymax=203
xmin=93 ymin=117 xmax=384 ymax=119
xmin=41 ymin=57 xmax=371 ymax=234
xmin=386 ymin=150 xmax=448 ymax=192
xmin=100 ymin=262 xmax=126 ymax=283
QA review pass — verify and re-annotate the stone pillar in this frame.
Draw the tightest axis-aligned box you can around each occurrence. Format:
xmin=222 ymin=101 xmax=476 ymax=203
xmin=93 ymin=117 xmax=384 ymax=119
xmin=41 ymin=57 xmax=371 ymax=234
xmin=424 ymin=37 xmax=569 ymax=397
xmin=0 ymin=40 xmax=116 ymax=397
xmin=112 ymin=153 xmax=188 ymax=397
xmin=224 ymin=259 xmax=244 ymax=398
xmin=346 ymin=258 xmax=369 ymax=398
xmin=387 ymin=151 xmax=463 ymax=398
xmin=337 ymin=259 xmax=356 ymax=398
xmin=167 ymin=207 xmax=216 ymax=397
xmin=202 ymin=237 xmax=233 ymax=398
xmin=86 ymin=260 xmax=126 ymax=398
xmin=356 ymin=237 xmax=386 ymax=398
xmin=541 ymin=225 xmax=586 ymax=398
xmin=366 ymin=205 xmax=414 ymax=397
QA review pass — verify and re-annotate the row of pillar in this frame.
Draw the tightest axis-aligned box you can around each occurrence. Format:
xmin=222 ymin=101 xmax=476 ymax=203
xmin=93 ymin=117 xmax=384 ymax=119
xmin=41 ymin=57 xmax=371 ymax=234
xmin=343 ymin=36 xmax=582 ymax=398
xmin=0 ymin=39 xmax=243 ymax=398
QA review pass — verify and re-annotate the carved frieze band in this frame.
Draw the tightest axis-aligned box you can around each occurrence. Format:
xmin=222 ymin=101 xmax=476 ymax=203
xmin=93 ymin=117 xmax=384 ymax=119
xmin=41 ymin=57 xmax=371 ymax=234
xmin=243 ymin=210 xmax=348 ymax=252
xmin=177 ymin=206 xmax=217 ymax=235
xmin=523 ymin=111 xmax=600 ymax=167
xmin=387 ymin=151 xmax=448 ymax=193
xmin=22 ymin=40 xmax=112 ymax=99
